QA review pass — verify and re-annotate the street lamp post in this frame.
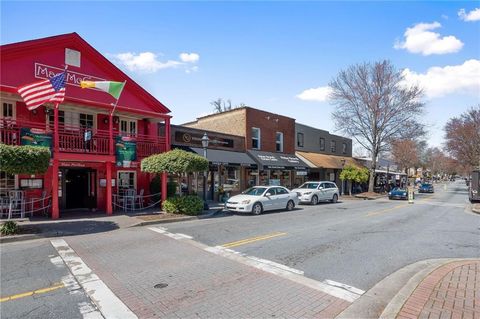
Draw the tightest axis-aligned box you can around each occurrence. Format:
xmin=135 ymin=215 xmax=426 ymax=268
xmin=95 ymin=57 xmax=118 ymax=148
xmin=340 ymin=159 xmax=346 ymax=196
xmin=201 ymin=133 xmax=210 ymax=210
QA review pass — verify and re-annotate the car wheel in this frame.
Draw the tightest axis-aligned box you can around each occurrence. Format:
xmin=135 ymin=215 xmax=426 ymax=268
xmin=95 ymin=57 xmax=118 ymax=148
xmin=252 ymin=202 xmax=263 ymax=215
xmin=331 ymin=194 xmax=338 ymax=203
xmin=286 ymin=200 xmax=295 ymax=211
xmin=311 ymin=195 xmax=318 ymax=205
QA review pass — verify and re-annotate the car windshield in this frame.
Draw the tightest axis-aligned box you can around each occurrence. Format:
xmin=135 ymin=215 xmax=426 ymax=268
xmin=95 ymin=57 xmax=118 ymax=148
xmin=298 ymin=183 xmax=319 ymax=189
xmin=242 ymin=187 xmax=267 ymax=196
xmin=392 ymin=187 xmax=406 ymax=192
xmin=421 ymin=184 xmax=432 ymax=187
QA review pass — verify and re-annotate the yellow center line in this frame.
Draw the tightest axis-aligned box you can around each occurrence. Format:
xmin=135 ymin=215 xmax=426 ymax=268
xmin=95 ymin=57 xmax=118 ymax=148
xmin=0 ymin=282 xmax=64 ymax=303
xmin=221 ymin=232 xmax=287 ymax=248
xmin=366 ymin=194 xmax=437 ymax=217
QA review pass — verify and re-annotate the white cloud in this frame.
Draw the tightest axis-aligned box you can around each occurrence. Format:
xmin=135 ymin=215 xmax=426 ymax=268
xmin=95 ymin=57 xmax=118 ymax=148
xmin=394 ymin=22 xmax=463 ymax=55
xmin=402 ymin=59 xmax=480 ymax=98
xmin=296 ymin=86 xmax=332 ymax=102
xmin=458 ymin=8 xmax=480 ymax=21
xmin=115 ymin=52 xmax=182 ymax=73
xmin=179 ymin=52 xmax=200 ymax=63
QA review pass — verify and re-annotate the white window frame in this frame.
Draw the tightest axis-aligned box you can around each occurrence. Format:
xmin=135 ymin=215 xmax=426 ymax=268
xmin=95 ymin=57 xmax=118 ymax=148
xmin=297 ymin=133 xmax=304 ymax=148
xmin=1 ymin=100 xmax=16 ymax=120
xmin=251 ymin=127 xmax=261 ymax=150
xmin=120 ymin=118 xmax=137 ymax=136
xmin=276 ymin=132 xmax=284 ymax=152
xmin=117 ymin=170 xmax=137 ymax=190
xmin=0 ymin=171 xmax=18 ymax=196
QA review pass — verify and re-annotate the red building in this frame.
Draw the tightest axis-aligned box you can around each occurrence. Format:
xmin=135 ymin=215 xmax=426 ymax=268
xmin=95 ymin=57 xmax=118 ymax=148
xmin=0 ymin=33 xmax=171 ymax=219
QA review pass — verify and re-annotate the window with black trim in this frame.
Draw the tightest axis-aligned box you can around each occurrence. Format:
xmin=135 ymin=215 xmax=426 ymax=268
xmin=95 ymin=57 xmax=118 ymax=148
xmin=252 ymin=127 xmax=261 ymax=149
xmin=320 ymin=138 xmax=325 ymax=151
xmin=342 ymin=142 xmax=347 ymax=154
xmin=330 ymin=140 xmax=336 ymax=153
xmin=297 ymin=133 xmax=304 ymax=147
xmin=276 ymin=132 xmax=283 ymax=152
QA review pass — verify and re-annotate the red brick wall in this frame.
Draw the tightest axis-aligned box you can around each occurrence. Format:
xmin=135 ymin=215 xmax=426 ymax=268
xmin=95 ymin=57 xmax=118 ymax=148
xmin=245 ymin=108 xmax=295 ymax=154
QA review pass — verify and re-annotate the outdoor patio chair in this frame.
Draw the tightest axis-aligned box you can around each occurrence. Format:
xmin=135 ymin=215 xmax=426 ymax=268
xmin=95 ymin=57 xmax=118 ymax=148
xmin=8 ymin=190 xmax=25 ymax=219
xmin=135 ymin=189 xmax=145 ymax=209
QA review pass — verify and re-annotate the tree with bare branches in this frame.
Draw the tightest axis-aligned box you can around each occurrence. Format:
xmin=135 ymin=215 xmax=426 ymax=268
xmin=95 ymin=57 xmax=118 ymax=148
xmin=390 ymin=139 xmax=419 ymax=174
xmin=211 ymin=98 xmax=246 ymax=113
xmin=444 ymin=106 xmax=480 ymax=170
xmin=330 ymin=60 xmax=425 ymax=192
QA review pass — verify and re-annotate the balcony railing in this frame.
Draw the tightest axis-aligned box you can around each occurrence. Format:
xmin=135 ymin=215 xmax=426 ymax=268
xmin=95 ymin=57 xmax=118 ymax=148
xmin=0 ymin=119 xmax=167 ymax=158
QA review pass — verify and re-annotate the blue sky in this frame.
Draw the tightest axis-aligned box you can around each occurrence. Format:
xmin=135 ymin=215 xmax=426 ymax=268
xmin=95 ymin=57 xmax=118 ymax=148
xmin=2 ymin=1 xmax=479 ymax=152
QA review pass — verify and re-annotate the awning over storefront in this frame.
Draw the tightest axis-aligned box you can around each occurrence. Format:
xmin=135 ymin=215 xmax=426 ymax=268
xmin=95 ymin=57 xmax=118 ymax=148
xmin=296 ymin=151 xmax=363 ymax=169
xmin=247 ymin=150 xmax=308 ymax=170
xmin=188 ymin=147 xmax=257 ymax=168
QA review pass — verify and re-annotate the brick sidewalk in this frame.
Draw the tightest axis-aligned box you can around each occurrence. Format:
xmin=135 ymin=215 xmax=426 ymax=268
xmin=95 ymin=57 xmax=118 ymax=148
xmin=65 ymin=228 xmax=351 ymax=318
xmin=396 ymin=260 xmax=480 ymax=319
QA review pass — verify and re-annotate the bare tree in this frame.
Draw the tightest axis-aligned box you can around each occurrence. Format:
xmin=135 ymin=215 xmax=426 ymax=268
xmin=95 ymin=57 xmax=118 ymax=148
xmin=390 ymin=139 xmax=419 ymax=174
xmin=211 ymin=98 xmax=246 ymax=113
xmin=330 ymin=60 xmax=425 ymax=192
xmin=444 ymin=106 xmax=480 ymax=169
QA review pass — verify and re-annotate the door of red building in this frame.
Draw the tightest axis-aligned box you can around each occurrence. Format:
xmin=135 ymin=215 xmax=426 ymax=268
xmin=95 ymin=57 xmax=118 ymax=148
xmin=60 ymin=168 xmax=97 ymax=211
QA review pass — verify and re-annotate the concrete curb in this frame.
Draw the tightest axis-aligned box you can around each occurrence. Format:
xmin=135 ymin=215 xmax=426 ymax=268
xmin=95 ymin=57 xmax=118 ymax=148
xmin=0 ymin=231 xmax=66 ymax=244
xmin=472 ymin=204 xmax=480 ymax=214
xmin=336 ymin=258 xmax=476 ymax=319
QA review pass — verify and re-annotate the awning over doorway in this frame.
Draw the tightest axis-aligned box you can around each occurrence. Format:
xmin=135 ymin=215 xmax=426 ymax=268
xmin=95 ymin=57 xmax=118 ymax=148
xmin=247 ymin=150 xmax=308 ymax=170
xmin=296 ymin=151 xmax=363 ymax=169
xmin=176 ymin=145 xmax=257 ymax=168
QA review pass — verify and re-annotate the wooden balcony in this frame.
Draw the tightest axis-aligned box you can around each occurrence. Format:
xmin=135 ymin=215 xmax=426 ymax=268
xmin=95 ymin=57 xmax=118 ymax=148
xmin=0 ymin=119 xmax=166 ymax=159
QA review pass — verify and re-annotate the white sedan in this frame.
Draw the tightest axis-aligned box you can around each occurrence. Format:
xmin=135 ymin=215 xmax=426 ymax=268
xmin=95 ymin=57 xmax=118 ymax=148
xmin=225 ymin=186 xmax=300 ymax=215
xmin=292 ymin=181 xmax=339 ymax=205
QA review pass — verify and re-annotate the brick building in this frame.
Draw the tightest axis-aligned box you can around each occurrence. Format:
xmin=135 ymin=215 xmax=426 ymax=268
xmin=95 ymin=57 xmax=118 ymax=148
xmin=183 ymin=107 xmax=308 ymax=189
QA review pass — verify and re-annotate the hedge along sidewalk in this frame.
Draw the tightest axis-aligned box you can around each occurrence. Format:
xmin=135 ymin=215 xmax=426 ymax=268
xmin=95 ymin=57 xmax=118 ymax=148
xmin=0 ymin=205 xmax=226 ymax=244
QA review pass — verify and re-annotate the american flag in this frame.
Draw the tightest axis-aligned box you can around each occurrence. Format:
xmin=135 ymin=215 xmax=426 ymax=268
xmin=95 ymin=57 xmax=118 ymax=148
xmin=17 ymin=71 xmax=67 ymax=110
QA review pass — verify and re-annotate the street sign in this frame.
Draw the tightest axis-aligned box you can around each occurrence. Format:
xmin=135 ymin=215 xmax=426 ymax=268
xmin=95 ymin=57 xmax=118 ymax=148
xmin=408 ymin=187 xmax=414 ymax=204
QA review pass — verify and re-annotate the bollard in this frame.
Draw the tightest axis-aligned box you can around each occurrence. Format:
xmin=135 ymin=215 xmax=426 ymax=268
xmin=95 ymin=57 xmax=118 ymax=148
xmin=408 ymin=187 xmax=414 ymax=204
xmin=443 ymin=184 xmax=447 ymax=191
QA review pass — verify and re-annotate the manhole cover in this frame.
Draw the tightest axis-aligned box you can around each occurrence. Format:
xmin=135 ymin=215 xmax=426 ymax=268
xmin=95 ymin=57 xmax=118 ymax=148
xmin=154 ymin=283 xmax=168 ymax=289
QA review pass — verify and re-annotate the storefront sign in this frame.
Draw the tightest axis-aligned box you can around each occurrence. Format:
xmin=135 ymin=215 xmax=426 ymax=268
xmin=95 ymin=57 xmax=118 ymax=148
xmin=296 ymin=171 xmax=308 ymax=176
xmin=20 ymin=128 xmax=52 ymax=148
xmin=61 ymin=162 xmax=86 ymax=167
xmin=99 ymin=179 xmax=116 ymax=187
xmin=175 ymin=131 xmax=234 ymax=148
xmin=115 ymin=136 xmax=137 ymax=167
xmin=35 ymin=63 xmax=105 ymax=88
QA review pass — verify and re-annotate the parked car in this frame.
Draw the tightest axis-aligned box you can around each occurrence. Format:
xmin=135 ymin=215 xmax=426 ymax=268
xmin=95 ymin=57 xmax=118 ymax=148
xmin=469 ymin=170 xmax=479 ymax=203
xmin=222 ymin=179 xmax=239 ymax=192
xmin=418 ymin=183 xmax=434 ymax=193
xmin=388 ymin=187 xmax=413 ymax=200
xmin=292 ymin=181 xmax=339 ymax=205
xmin=225 ymin=186 xmax=299 ymax=215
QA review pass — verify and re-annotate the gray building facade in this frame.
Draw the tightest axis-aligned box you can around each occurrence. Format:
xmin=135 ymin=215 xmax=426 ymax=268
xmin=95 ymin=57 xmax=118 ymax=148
xmin=295 ymin=123 xmax=352 ymax=156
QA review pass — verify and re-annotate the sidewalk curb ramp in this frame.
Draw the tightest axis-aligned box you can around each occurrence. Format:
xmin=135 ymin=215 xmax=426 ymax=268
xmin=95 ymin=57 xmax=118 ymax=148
xmin=336 ymin=258 xmax=477 ymax=319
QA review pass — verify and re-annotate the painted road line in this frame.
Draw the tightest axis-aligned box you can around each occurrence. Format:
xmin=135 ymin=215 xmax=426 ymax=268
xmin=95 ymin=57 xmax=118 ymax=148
xmin=0 ymin=282 xmax=65 ymax=302
xmin=51 ymin=239 xmax=137 ymax=319
xmin=221 ymin=232 xmax=287 ymax=248
xmin=148 ymin=227 xmax=193 ymax=240
xmin=323 ymin=279 xmax=365 ymax=295
xmin=204 ymin=246 xmax=362 ymax=302
xmin=366 ymin=204 xmax=407 ymax=217
xmin=247 ymin=255 xmax=305 ymax=275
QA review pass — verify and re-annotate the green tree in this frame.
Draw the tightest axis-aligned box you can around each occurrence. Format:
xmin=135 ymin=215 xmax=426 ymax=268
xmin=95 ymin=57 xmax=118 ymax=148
xmin=0 ymin=144 xmax=51 ymax=174
xmin=339 ymin=165 xmax=369 ymax=195
xmin=141 ymin=149 xmax=209 ymax=175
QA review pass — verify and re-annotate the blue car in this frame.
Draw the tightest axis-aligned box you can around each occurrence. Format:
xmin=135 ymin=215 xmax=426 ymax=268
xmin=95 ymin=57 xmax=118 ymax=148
xmin=418 ymin=183 xmax=434 ymax=193
xmin=388 ymin=187 xmax=413 ymax=200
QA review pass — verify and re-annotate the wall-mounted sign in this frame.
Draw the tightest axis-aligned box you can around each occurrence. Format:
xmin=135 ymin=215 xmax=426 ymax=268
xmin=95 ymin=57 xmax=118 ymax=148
xmin=175 ymin=131 xmax=234 ymax=148
xmin=20 ymin=128 xmax=52 ymax=148
xmin=35 ymin=63 xmax=105 ymax=88
xmin=115 ymin=136 xmax=137 ymax=167
xmin=99 ymin=179 xmax=116 ymax=187
xmin=20 ymin=178 xmax=43 ymax=189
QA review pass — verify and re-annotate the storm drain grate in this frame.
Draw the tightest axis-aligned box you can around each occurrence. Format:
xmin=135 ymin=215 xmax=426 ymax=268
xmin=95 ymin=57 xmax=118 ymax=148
xmin=154 ymin=283 xmax=168 ymax=289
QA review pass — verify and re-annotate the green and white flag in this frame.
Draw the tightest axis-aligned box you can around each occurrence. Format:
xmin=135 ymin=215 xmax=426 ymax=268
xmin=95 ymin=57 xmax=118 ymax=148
xmin=80 ymin=81 xmax=125 ymax=99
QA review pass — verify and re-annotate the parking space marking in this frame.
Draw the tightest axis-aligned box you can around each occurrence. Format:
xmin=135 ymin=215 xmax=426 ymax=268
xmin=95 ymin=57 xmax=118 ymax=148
xmin=0 ymin=282 xmax=65 ymax=303
xmin=221 ymin=232 xmax=287 ymax=248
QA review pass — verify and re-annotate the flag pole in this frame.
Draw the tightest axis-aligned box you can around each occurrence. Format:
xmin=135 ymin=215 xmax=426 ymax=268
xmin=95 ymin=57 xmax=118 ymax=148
xmin=52 ymin=65 xmax=68 ymax=220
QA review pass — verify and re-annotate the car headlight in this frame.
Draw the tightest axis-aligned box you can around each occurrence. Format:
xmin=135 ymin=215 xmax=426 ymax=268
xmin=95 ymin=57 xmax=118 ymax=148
xmin=388 ymin=192 xmax=391 ymax=195
xmin=304 ymin=192 xmax=312 ymax=195
xmin=241 ymin=200 xmax=251 ymax=204
xmin=403 ymin=192 xmax=407 ymax=196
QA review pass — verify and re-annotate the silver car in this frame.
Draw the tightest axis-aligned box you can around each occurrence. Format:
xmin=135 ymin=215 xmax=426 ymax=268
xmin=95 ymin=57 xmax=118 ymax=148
xmin=292 ymin=181 xmax=340 ymax=205
xmin=226 ymin=186 xmax=300 ymax=215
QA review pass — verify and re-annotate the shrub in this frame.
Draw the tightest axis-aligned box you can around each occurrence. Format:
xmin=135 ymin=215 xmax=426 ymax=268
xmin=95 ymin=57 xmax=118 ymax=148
xmin=162 ymin=195 xmax=204 ymax=215
xmin=141 ymin=149 xmax=208 ymax=174
xmin=0 ymin=144 xmax=50 ymax=174
xmin=1 ymin=221 xmax=18 ymax=236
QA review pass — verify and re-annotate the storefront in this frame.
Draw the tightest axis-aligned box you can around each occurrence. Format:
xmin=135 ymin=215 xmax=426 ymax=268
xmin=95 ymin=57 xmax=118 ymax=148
xmin=247 ymin=150 xmax=308 ymax=189
xmin=296 ymin=151 xmax=362 ymax=194
xmin=0 ymin=33 xmax=171 ymax=218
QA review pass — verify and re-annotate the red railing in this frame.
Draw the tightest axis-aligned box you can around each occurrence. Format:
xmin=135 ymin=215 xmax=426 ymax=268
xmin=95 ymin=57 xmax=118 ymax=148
xmin=0 ymin=119 xmax=166 ymax=158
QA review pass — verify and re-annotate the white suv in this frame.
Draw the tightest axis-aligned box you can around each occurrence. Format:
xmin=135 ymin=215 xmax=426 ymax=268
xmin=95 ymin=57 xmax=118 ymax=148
xmin=292 ymin=181 xmax=340 ymax=205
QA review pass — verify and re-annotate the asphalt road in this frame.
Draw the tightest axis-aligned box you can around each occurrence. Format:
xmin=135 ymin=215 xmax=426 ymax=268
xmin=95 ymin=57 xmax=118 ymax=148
xmin=0 ymin=240 xmax=99 ymax=319
xmin=163 ymin=180 xmax=480 ymax=291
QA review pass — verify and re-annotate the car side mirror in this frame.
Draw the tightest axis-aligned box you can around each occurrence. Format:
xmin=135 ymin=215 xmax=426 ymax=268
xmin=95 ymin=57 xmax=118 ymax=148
xmin=318 ymin=187 xmax=324 ymax=190
xmin=265 ymin=192 xmax=272 ymax=197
